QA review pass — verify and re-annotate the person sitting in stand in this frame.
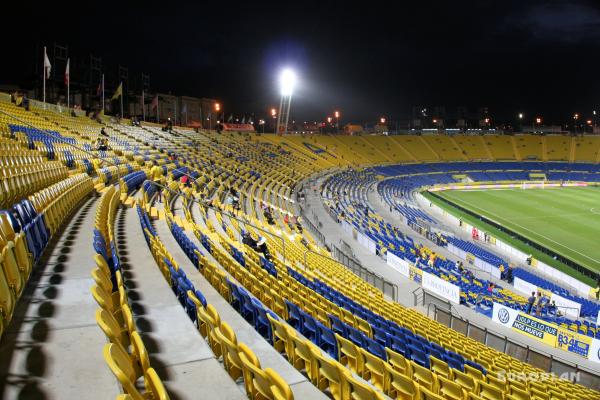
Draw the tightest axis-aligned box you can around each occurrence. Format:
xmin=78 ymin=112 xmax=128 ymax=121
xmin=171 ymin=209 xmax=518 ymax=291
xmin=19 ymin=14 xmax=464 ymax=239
xmin=242 ymin=230 xmax=258 ymax=250
xmin=256 ymin=237 xmax=272 ymax=260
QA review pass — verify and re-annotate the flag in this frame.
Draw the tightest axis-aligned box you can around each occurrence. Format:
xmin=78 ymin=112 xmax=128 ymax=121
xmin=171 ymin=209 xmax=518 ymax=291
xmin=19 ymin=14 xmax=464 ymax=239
xmin=241 ymin=116 xmax=246 ymax=124
xmin=150 ymin=95 xmax=158 ymax=110
xmin=64 ymin=58 xmax=70 ymax=86
xmin=111 ymin=82 xmax=122 ymax=101
xmin=43 ymin=48 xmax=52 ymax=78
xmin=227 ymin=114 xmax=233 ymax=122
xmin=96 ymin=82 xmax=102 ymax=96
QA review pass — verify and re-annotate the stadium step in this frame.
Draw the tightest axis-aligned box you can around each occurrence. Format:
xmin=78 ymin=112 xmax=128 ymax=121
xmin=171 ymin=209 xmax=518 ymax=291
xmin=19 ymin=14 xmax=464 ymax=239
xmin=152 ymin=207 xmax=329 ymax=399
xmin=0 ymin=196 xmax=119 ymax=399
xmin=115 ymin=205 xmax=246 ymax=400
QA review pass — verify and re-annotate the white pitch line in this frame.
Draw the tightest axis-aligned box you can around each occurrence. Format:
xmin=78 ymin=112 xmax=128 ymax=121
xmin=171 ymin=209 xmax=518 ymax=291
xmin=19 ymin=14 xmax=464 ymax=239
xmin=442 ymin=192 xmax=600 ymax=266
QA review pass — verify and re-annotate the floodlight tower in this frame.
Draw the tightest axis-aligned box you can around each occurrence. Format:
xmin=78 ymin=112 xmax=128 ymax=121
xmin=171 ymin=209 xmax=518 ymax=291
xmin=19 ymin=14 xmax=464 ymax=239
xmin=276 ymin=69 xmax=296 ymax=135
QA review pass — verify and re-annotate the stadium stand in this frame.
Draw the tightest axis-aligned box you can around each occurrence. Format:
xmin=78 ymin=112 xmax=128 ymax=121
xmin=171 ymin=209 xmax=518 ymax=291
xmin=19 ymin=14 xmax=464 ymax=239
xmin=0 ymin=94 xmax=599 ymax=400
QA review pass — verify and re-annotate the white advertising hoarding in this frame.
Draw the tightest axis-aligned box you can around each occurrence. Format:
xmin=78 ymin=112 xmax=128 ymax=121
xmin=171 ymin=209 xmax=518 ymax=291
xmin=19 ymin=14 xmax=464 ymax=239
xmin=422 ymin=271 xmax=460 ymax=304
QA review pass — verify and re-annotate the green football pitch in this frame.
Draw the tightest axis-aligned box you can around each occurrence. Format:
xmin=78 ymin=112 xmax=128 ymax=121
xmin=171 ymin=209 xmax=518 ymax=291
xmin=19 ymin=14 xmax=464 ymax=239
xmin=432 ymin=186 xmax=600 ymax=278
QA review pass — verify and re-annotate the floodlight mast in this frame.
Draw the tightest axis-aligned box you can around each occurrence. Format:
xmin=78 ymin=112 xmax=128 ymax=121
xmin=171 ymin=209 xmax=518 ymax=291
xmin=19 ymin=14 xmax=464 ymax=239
xmin=276 ymin=69 xmax=296 ymax=135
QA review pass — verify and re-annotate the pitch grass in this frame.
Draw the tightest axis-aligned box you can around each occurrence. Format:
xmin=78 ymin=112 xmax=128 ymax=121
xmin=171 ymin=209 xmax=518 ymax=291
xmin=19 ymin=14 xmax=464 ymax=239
xmin=423 ymin=187 xmax=600 ymax=286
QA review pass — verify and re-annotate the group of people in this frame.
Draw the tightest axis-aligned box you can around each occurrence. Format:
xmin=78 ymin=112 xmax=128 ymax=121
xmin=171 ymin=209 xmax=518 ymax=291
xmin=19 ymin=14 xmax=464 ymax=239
xmin=94 ymin=137 xmax=110 ymax=151
xmin=526 ymin=291 xmax=558 ymax=317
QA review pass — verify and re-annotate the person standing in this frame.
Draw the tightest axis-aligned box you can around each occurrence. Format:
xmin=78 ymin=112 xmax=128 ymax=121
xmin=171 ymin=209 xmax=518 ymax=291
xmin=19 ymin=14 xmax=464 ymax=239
xmin=150 ymin=162 xmax=164 ymax=203
xmin=526 ymin=292 xmax=536 ymax=314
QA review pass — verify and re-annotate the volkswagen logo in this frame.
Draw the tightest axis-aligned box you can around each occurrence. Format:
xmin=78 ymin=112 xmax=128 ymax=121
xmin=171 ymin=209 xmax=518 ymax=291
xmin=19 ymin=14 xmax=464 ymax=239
xmin=498 ymin=308 xmax=510 ymax=324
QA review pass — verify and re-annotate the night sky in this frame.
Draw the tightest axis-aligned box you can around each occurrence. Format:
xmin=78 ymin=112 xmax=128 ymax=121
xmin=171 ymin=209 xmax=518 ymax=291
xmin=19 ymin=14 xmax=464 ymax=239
xmin=4 ymin=0 xmax=600 ymax=124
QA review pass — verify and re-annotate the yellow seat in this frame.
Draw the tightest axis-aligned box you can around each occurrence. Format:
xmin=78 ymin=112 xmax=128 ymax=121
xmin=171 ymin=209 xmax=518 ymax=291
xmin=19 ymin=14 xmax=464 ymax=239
xmin=336 ymin=333 xmax=364 ymax=375
xmin=486 ymin=374 xmax=507 ymax=392
xmin=420 ymin=386 xmax=445 ymax=400
xmin=464 ymin=365 xmax=484 ymax=383
xmin=438 ymin=375 xmax=465 ymax=400
xmin=309 ymin=345 xmax=345 ymax=400
xmin=96 ymin=308 xmax=129 ymax=350
xmin=215 ymin=323 xmax=243 ymax=381
xmin=429 ymin=356 xmax=450 ymax=379
xmin=385 ymin=348 xmax=413 ymax=377
xmin=0 ymin=267 xmax=15 ymax=337
xmin=410 ymin=360 xmax=438 ymax=393
xmin=383 ymin=363 xmax=419 ymax=399
xmin=478 ymin=380 xmax=504 ymax=400
xmin=360 ymin=348 xmax=385 ymax=391
xmin=340 ymin=370 xmax=385 ymax=400
xmin=239 ymin=348 xmax=273 ymax=400
xmin=265 ymin=368 xmax=295 ymax=400
xmin=144 ymin=366 xmax=171 ymax=400
xmin=268 ymin=312 xmax=294 ymax=358
xmin=103 ymin=343 xmax=161 ymax=400
xmin=289 ymin=332 xmax=316 ymax=380
xmin=1 ymin=243 xmax=24 ymax=297
xmin=451 ymin=369 xmax=476 ymax=394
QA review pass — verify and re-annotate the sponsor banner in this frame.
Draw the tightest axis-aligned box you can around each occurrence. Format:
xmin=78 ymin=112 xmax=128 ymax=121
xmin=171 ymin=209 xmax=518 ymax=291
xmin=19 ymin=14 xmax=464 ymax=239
xmin=342 ymin=220 xmax=353 ymax=236
xmin=550 ymin=293 xmax=581 ymax=319
xmin=386 ymin=251 xmax=410 ymax=278
xmin=357 ymin=232 xmax=377 ymax=254
xmin=465 ymin=253 xmax=475 ymax=265
xmin=222 ymin=123 xmax=255 ymax=132
xmin=422 ymin=272 xmax=460 ymax=304
xmin=557 ymin=328 xmax=592 ymax=358
xmin=589 ymin=338 xmax=600 ymax=364
xmin=492 ymin=303 xmax=557 ymax=347
xmin=429 ymin=181 xmax=588 ymax=192
xmin=513 ymin=277 xmax=538 ymax=296
xmin=492 ymin=303 xmax=599 ymax=362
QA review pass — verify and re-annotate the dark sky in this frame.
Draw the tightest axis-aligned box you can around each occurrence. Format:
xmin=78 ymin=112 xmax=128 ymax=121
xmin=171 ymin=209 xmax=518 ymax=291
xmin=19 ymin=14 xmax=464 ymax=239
xmin=4 ymin=0 xmax=600 ymax=124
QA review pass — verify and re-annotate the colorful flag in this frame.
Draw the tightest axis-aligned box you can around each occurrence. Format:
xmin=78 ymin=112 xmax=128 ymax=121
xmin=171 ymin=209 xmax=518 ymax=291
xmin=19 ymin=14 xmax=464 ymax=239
xmin=111 ymin=82 xmax=122 ymax=101
xmin=43 ymin=48 xmax=52 ymax=79
xmin=150 ymin=95 xmax=159 ymax=110
xmin=64 ymin=58 xmax=70 ymax=86
xmin=227 ymin=114 xmax=233 ymax=122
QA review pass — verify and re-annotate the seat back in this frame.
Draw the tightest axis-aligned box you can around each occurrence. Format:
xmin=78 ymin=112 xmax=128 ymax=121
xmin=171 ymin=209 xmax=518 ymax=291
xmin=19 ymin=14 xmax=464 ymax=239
xmin=103 ymin=343 xmax=144 ymax=400
xmin=341 ymin=370 xmax=384 ymax=400
xmin=265 ymin=368 xmax=294 ymax=400
xmin=144 ymin=368 xmax=170 ymax=400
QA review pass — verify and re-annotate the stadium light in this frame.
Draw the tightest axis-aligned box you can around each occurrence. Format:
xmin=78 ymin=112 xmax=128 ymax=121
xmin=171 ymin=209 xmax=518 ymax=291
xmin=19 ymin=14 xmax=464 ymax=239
xmin=536 ymin=117 xmax=542 ymax=124
xmin=279 ymin=69 xmax=296 ymax=96
xmin=518 ymin=113 xmax=523 ymax=119
xmin=327 ymin=116 xmax=332 ymax=123
xmin=276 ymin=68 xmax=296 ymax=135
xmin=271 ymin=108 xmax=277 ymax=117
xmin=380 ymin=117 xmax=386 ymax=124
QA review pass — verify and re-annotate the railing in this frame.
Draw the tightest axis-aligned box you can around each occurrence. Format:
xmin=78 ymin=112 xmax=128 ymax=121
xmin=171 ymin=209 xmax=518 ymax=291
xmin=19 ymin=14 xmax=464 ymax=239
xmin=431 ymin=303 xmax=600 ymax=391
xmin=333 ymin=245 xmax=398 ymax=302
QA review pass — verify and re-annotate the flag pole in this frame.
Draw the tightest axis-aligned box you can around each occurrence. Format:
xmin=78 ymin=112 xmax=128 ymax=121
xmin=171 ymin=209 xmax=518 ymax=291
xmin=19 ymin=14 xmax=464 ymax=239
xmin=43 ymin=46 xmax=46 ymax=105
xmin=157 ymin=97 xmax=160 ymax=123
xmin=142 ymin=90 xmax=145 ymax=121
xmin=66 ymin=58 xmax=70 ymax=109
xmin=120 ymin=90 xmax=123 ymax=118
xmin=102 ymin=74 xmax=105 ymax=115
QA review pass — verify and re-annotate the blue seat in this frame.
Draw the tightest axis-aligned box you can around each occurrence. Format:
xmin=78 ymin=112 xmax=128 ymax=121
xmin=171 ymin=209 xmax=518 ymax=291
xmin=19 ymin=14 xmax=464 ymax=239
xmin=372 ymin=325 xmax=391 ymax=347
xmin=284 ymin=300 xmax=302 ymax=330
xmin=347 ymin=326 xmax=366 ymax=347
xmin=365 ymin=337 xmax=387 ymax=361
xmin=227 ymin=279 xmax=242 ymax=311
xmin=465 ymin=359 xmax=486 ymax=375
xmin=329 ymin=315 xmax=347 ymax=337
xmin=238 ymin=288 xmax=255 ymax=324
xmin=409 ymin=344 xmax=429 ymax=368
xmin=445 ymin=355 xmax=464 ymax=372
xmin=194 ymin=289 xmax=207 ymax=309
xmin=252 ymin=299 xmax=273 ymax=342
xmin=316 ymin=322 xmax=338 ymax=359
xmin=299 ymin=310 xmax=318 ymax=343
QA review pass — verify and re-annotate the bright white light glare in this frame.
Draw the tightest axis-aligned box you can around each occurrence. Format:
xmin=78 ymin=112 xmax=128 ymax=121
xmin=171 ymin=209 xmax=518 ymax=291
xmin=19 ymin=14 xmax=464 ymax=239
xmin=280 ymin=69 xmax=296 ymax=96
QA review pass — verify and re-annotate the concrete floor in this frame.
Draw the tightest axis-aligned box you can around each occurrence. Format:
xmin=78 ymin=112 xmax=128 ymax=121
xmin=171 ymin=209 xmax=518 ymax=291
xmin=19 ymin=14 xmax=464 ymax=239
xmin=0 ymin=195 xmax=120 ymax=399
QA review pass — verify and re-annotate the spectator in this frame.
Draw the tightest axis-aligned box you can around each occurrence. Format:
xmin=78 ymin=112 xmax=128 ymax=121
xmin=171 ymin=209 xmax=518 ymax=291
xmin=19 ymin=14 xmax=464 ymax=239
xmin=499 ymin=264 xmax=506 ymax=280
xmin=100 ymin=127 xmax=109 ymax=137
xmin=256 ymin=237 xmax=271 ymax=260
xmin=506 ymin=265 xmax=514 ymax=284
xmin=596 ymin=276 xmax=600 ymax=300
xmin=548 ymin=300 xmax=557 ymax=316
xmin=180 ymin=174 xmax=190 ymax=188
xmin=150 ymin=162 xmax=164 ymax=203
xmin=535 ymin=292 xmax=544 ymax=316
xmin=526 ymin=292 xmax=536 ymax=314
xmin=487 ymin=282 xmax=495 ymax=295
xmin=242 ymin=231 xmax=258 ymax=250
